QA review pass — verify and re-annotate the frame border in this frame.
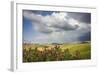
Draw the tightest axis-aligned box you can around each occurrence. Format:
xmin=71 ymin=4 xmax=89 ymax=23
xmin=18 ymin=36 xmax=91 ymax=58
xmin=11 ymin=1 xmax=97 ymax=71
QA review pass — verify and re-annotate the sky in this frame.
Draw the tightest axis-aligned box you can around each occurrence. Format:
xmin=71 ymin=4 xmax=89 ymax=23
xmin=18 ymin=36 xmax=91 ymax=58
xmin=23 ymin=10 xmax=91 ymax=44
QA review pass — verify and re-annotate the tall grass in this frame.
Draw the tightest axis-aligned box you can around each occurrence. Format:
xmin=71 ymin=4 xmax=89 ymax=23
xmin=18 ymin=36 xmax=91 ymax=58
xmin=23 ymin=45 xmax=86 ymax=62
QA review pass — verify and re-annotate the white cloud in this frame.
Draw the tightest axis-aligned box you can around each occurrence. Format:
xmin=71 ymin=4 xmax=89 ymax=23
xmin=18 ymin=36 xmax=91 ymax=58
xmin=23 ymin=10 xmax=91 ymax=43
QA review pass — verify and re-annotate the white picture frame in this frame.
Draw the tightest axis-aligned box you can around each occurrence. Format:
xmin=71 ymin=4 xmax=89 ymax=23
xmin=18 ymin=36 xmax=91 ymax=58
xmin=11 ymin=1 xmax=97 ymax=71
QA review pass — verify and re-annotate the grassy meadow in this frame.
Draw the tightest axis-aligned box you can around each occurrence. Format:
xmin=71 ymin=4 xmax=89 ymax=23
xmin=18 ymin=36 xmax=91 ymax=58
xmin=23 ymin=41 xmax=91 ymax=62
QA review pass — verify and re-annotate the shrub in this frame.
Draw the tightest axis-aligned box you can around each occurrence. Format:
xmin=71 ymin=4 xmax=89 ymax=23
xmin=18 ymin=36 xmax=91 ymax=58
xmin=72 ymin=50 xmax=81 ymax=59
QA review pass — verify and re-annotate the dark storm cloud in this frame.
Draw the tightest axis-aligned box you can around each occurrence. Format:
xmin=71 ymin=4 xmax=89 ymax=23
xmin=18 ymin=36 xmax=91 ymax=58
xmin=68 ymin=12 xmax=91 ymax=24
xmin=78 ymin=32 xmax=91 ymax=41
xmin=49 ymin=22 xmax=79 ymax=31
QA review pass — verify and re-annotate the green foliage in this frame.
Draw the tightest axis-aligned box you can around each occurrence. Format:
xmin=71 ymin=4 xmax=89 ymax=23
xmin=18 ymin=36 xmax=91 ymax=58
xmin=63 ymin=49 xmax=72 ymax=60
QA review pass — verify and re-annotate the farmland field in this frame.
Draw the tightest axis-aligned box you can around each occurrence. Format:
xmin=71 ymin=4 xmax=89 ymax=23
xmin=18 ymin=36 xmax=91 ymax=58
xmin=23 ymin=41 xmax=91 ymax=62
